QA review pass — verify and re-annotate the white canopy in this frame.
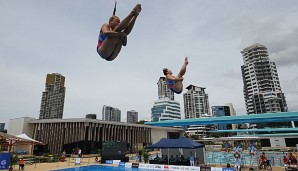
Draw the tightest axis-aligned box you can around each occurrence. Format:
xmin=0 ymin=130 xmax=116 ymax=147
xmin=16 ymin=134 xmax=44 ymax=145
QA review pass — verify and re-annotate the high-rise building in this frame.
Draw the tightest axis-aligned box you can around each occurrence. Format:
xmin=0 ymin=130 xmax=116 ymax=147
xmin=157 ymin=77 xmax=174 ymax=100
xmin=102 ymin=105 xmax=121 ymax=122
xmin=0 ymin=123 xmax=5 ymax=131
xmin=39 ymin=73 xmax=66 ymax=119
xmin=212 ymin=106 xmax=232 ymax=130
xmin=241 ymin=43 xmax=288 ymax=114
xmin=127 ymin=110 xmax=138 ymax=123
xmin=151 ymin=97 xmax=181 ymax=122
xmin=183 ymin=85 xmax=210 ymax=119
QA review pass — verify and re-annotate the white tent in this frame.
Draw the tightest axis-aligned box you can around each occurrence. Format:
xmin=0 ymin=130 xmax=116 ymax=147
xmin=16 ymin=134 xmax=43 ymax=145
xmin=13 ymin=134 xmax=44 ymax=155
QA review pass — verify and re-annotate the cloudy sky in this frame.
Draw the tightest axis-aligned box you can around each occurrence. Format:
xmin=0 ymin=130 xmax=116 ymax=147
xmin=1 ymin=0 xmax=298 ymax=128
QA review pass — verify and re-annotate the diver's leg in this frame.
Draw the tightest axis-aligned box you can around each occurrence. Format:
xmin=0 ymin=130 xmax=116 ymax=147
xmin=113 ymin=4 xmax=141 ymax=32
xmin=105 ymin=41 xmax=123 ymax=61
xmin=177 ymin=57 xmax=189 ymax=78
xmin=98 ymin=37 xmax=119 ymax=59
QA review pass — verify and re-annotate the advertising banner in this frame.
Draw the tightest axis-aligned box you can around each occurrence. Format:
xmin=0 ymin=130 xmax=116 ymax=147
xmin=0 ymin=153 xmax=11 ymax=170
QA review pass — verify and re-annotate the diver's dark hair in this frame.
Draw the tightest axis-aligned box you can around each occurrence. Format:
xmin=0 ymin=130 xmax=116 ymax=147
xmin=163 ymin=68 xmax=168 ymax=76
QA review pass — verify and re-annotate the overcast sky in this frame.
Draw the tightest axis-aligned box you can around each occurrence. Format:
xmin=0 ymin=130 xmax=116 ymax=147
xmin=1 ymin=0 xmax=298 ymax=128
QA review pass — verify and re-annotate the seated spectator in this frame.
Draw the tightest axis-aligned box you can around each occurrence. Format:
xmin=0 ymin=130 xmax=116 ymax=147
xmin=283 ymin=155 xmax=289 ymax=166
xmin=169 ymin=155 xmax=175 ymax=162
xmin=259 ymin=152 xmax=267 ymax=169
xmin=154 ymin=154 xmax=160 ymax=161
xmin=160 ymin=154 xmax=166 ymax=161
xmin=289 ymin=152 xmax=297 ymax=164
xmin=225 ymin=142 xmax=231 ymax=152
xmin=247 ymin=144 xmax=257 ymax=156
xmin=164 ymin=155 xmax=168 ymax=162
xmin=175 ymin=154 xmax=180 ymax=162
xmin=180 ymin=154 xmax=185 ymax=161
xmin=233 ymin=146 xmax=241 ymax=158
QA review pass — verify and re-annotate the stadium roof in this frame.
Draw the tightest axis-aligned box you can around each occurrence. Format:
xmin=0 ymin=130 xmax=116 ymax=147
xmin=145 ymin=111 xmax=298 ymax=127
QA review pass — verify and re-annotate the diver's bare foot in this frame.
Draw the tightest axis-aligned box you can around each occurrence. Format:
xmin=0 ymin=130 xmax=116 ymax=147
xmin=132 ymin=4 xmax=141 ymax=16
xmin=185 ymin=57 xmax=189 ymax=65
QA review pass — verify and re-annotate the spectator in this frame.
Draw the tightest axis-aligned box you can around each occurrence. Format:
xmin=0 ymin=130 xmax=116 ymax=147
xmin=19 ymin=158 xmax=25 ymax=170
xmin=175 ymin=155 xmax=180 ymax=162
xmin=233 ymin=146 xmax=241 ymax=158
xmin=259 ymin=152 xmax=267 ymax=169
xmin=180 ymin=154 xmax=185 ymax=161
xmin=169 ymin=155 xmax=175 ymax=162
xmin=78 ymin=148 xmax=82 ymax=158
xmin=247 ymin=144 xmax=257 ymax=156
xmin=283 ymin=155 xmax=289 ymax=166
xmin=225 ymin=142 xmax=231 ymax=152
xmin=189 ymin=152 xmax=195 ymax=166
xmin=234 ymin=156 xmax=241 ymax=171
xmin=154 ymin=154 xmax=160 ymax=161
xmin=289 ymin=152 xmax=297 ymax=164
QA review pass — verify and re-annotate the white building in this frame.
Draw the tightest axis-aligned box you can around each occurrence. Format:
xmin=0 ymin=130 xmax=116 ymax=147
xmin=8 ymin=117 xmax=35 ymax=136
xmin=184 ymin=85 xmax=211 ymax=119
xmin=151 ymin=97 xmax=181 ymax=122
xmin=157 ymin=77 xmax=174 ymax=100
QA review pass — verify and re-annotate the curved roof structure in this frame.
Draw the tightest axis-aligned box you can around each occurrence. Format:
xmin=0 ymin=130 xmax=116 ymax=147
xmin=208 ymin=128 xmax=298 ymax=133
xmin=145 ymin=111 xmax=298 ymax=127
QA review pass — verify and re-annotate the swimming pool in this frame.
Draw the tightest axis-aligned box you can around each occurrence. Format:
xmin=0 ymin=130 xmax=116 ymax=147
xmin=52 ymin=165 xmax=152 ymax=171
xmin=206 ymin=151 xmax=285 ymax=166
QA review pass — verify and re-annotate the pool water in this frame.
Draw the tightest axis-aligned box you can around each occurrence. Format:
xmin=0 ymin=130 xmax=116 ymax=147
xmin=53 ymin=165 xmax=152 ymax=171
xmin=206 ymin=151 xmax=285 ymax=166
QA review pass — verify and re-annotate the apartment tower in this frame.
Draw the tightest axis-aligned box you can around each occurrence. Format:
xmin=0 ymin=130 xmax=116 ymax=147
xmin=39 ymin=73 xmax=66 ymax=119
xmin=241 ymin=43 xmax=288 ymax=114
xmin=157 ymin=77 xmax=174 ymax=100
xmin=183 ymin=85 xmax=211 ymax=119
xmin=102 ymin=105 xmax=121 ymax=122
xmin=127 ymin=110 xmax=138 ymax=123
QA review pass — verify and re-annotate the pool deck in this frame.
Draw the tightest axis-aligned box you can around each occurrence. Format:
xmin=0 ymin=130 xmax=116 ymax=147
xmin=10 ymin=158 xmax=286 ymax=171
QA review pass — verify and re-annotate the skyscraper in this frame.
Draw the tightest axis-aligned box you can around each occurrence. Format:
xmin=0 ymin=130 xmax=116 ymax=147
xmin=39 ymin=73 xmax=66 ymax=119
xmin=151 ymin=97 xmax=181 ymax=122
xmin=127 ymin=110 xmax=138 ymax=123
xmin=183 ymin=85 xmax=210 ymax=119
xmin=102 ymin=105 xmax=121 ymax=122
xmin=157 ymin=77 xmax=174 ymax=100
xmin=241 ymin=43 xmax=288 ymax=114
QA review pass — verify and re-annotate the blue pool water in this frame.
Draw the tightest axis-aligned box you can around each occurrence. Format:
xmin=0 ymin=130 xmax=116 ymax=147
xmin=53 ymin=165 xmax=151 ymax=171
xmin=206 ymin=151 xmax=285 ymax=166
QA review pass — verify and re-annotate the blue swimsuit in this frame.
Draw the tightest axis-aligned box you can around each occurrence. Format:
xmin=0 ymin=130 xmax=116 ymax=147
xmin=167 ymin=79 xmax=182 ymax=94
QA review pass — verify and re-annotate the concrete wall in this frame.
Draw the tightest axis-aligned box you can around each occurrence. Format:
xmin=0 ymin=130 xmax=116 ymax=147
xmin=151 ymin=128 xmax=169 ymax=144
xmin=8 ymin=117 xmax=35 ymax=136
